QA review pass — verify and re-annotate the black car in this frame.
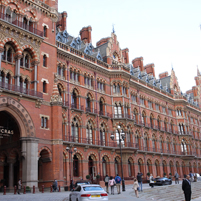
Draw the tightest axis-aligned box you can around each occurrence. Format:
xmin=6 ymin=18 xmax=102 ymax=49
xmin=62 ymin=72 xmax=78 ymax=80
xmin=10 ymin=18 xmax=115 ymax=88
xmin=154 ymin=177 xmax=172 ymax=185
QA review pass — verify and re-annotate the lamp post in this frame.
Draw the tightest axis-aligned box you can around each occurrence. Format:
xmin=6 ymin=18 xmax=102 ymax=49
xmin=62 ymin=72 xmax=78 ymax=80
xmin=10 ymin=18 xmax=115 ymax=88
xmin=110 ymin=131 xmax=126 ymax=191
xmin=161 ymin=152 xmax=163 ymax=177
xmin=66 ymin=146 xmax=77 ymax=189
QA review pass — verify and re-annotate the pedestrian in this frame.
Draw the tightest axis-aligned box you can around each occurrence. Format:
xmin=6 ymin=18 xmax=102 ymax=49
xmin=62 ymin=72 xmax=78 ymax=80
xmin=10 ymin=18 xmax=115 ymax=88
xmin=182 ymin=174 xmax=191 ymax=201
xmin=17 ymin=179 xmax=22 ymax=194
xmin=70 ymin=179 xmax=74 ymax=191
xmin=133 ymin=178 xmax=139 ymax=198
xmin=104 ymin=174 xmax=110 ymax=193
xmin=115 ymin=174 xmax=122 ymax=194
xmin=189 ymin=171 xmax=194 ymax=182
xmin=174 ymin=171 xmax=180 ymax=184
xmin=53 ymin=179 xmax=58 ymax=192
xmin=108 ymin=176 xmax=115 ymax=195
xmin=137 ymin=172 xmax=143 ymax=192
xmin=149 ymin=174 xmax=154 ymax=188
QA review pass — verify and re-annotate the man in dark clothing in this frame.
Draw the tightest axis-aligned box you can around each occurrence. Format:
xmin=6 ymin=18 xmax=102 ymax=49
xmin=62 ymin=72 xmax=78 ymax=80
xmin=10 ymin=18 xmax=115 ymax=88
xmin=182 ymin=174 xmax=191 ymax=201
xmin=104 ymin=175 xmax=110 ymax=193
xmin=137 ymin=172 xmax=143 ymax=192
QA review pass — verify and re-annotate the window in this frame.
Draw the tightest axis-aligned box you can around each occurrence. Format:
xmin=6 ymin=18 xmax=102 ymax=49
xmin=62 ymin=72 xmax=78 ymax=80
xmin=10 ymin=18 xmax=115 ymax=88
xmin=148 ymin=101 xmax=152 ymax=109
xmin=43 ymin=81 xmax=47 ymax=93
xmin=86 ymin=121 xmax=93 ymax=144
xmin=140 ymin=97 xmax=145 ymax=106
xmin=44 ymin=26 xmax=47 ymax=37
xmin=162 ymin=106 xmax=166 ymax=114
xmin=131 ymin=94 xmax=137 ymax=103
xmin=114 ymin=103 xmax=122 ymax=118
xmin=191 ymin=117 xmax=194 ymax=124
xmin=86 ymin=94 xmax=92 ymax=112
xmin=123 ymin=86 xmax=126 ymax=96
xmin=41 ymin=116 xmax=48 ymax=128
xmin=117 ymin=84 xmax=120 ymax=94
xmin=57 ymin=66 xmax=65 ymax=77
xmin=157 ymin=118 xmax=160 ymax=130
xmin=73 ymin=155 xmax=79 ymax=177
xmin=43 ymin=55 xmax=47 ymax=67
xmin=99 ymin=99 xmax=104 ymax=115
xmin=168 ymin=108 xmax=172 ymax=116
xmin=97 ymin=81 xmax=105 ymax=92
xmin=71 ymin=122 xmax=78 ymax=142
xmin=177 ymin=109 xmax=182 ymax=116
xmin=155 ymin=103 xmax=159 ymax=111
xmin=181 ymin=140 xmax=187 ymax=154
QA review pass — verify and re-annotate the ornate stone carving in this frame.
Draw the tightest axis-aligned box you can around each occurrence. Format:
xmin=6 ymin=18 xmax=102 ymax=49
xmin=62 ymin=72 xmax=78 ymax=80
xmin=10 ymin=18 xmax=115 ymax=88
xmin=35 ymin=99 xmax=43 ymax=108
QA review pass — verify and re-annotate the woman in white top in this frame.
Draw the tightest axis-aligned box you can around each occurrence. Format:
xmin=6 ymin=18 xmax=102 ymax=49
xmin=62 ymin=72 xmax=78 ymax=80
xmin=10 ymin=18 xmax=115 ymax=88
xmin=108 ymin=176 xmax=115 ymax=195
xmin=133 ymin=178 xmax=139 ymax=198
xmin=149 ymin=174 xmax=154 ymax=188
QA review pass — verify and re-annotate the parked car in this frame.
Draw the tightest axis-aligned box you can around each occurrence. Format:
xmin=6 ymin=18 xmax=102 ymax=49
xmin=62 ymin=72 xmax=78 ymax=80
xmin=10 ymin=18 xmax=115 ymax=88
xmin=69 ymin=184 xmax=108 ymax=201
xmin=154 ymin=177 xmax=172 ymax=185
xmin=74 ymin=180 xmax=90 ymax=188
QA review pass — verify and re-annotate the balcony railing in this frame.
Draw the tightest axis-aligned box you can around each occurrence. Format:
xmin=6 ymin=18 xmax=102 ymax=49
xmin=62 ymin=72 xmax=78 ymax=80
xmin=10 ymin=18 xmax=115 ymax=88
xmin=113 ymin=113 xmax=132 ymax=119
xmin=0 ymin=13 xmax=43 ymax=37
xmin=71 ymin=103 xmax=84 ymax=111
xmin=138 ymin=146 xmax=197 ymax=156
xmin=0 ymin=82 xmax=43 ymax=98
xmin=85 ymin=107 xmax=97 ymax=114
xmin=63 ymin=136 xmax=138 ymax=149
xmin=99 ymin=111 xmax=111 ymax=118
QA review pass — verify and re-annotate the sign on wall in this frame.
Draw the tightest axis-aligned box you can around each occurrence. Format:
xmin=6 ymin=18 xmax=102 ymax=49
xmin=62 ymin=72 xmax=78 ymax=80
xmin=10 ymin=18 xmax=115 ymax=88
xmin=0 ymin=126 xmax=14 ymax=138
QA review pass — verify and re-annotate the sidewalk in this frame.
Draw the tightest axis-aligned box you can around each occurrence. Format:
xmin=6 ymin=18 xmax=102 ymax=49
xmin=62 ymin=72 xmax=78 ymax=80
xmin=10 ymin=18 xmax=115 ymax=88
xmin=1 ymin=183 xmax=201 ymax=201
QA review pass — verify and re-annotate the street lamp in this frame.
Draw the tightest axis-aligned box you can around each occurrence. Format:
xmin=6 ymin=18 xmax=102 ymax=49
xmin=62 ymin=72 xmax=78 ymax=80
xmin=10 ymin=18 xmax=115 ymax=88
xmin=66 ymin=146 xmax=77 ymax=189
xmin=110 ymin=131 xmax=126 ymax=191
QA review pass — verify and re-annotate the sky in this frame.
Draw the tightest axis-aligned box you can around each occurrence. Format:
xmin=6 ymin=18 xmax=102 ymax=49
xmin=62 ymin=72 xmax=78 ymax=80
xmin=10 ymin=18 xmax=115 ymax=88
xmin=58 ymin=0 xmax=201 ymax=93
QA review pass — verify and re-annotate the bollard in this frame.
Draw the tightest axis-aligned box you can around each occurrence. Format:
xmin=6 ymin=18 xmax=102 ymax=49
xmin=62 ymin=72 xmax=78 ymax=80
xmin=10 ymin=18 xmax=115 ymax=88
xmin=42 ymin=185 xmax=44 ymax=193
xmin=33 ymin=185 xmax=35 ymax=194
xmin=50 ymin=185 xmax=52 ymax=193
xmin=3 ymin=186 xmax=6 ymax=195
xmin=59 ymin=185 xmax=60 ymax=192
xmin=14 ymin=185 xmax=17 ymax=194
xmin=23 ymin=186 xmax=26 ymax=194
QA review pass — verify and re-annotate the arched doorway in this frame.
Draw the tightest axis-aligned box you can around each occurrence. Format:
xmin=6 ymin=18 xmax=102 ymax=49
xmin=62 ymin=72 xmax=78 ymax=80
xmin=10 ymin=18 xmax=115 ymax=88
xmin=0 ymin=111 xmax=20 ymax=189
xmin=88 ymin=156 xmax=94 ymax=181
xmin=0 ymin=97 xmax=37 ymax=189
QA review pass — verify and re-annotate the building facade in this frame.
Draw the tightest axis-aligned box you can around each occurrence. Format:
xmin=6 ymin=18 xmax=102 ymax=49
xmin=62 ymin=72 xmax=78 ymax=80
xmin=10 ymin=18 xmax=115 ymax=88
xmin=0 ymin=0 xmax=201 ymax=191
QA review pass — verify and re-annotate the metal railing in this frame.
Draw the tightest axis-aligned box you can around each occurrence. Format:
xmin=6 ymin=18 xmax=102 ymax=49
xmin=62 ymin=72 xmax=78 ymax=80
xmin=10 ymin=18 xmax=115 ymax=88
xmin=63 ymin=136 xmax=138 ymax=149
xmin=0 ymin=13 xmax=43 ymax=37
xmin=0 ymin=81 xmax=43 ymax=98
xmin=71 ymin=103 xmax=84 ymax=111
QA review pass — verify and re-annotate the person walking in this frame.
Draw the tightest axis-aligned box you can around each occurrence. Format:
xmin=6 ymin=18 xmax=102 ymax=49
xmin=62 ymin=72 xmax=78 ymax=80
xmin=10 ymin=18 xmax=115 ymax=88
xmin=108 ymin=176 xmax=115 ymax=195
xmin=182 ymin=174 xmax=192 ymax=201
xmin=115 ymin=174 xmax=122 ymax=194
xmin=174 ymin=172 xmax=180 ymax=184
xmin=53 ymin=179 xmax=58 ymax=192
xmin=17 ymin=179 xmax=22 ymax=194
xmin=137 ymin=172 xmax=143 ymax=192
xmin=104 ymin=174 xmax=110 ymax=193
xmin=149 ymin=174 xmax=154 ymax=188
xmin=133 ymin=178 xmax=139 ymax=198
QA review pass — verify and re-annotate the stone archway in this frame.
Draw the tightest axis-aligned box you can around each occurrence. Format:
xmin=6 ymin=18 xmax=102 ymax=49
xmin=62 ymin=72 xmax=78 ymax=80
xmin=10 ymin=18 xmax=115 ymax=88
xmin=0 ymin=97 xmax=38 ymax=188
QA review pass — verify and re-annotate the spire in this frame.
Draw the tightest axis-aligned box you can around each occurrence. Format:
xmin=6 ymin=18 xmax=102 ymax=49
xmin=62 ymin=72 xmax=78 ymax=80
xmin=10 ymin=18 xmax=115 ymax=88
xmin=112 ymin=24 xmax=115 ymax=34
xmin=197 ymin=65 xmax=200 ymax=76
xmin=171 ymin=63 xmax=174 ymax=70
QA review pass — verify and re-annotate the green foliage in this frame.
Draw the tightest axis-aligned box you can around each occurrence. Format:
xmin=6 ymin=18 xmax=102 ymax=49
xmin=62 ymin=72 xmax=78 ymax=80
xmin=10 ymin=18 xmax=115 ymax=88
xmin=96 ymin=175 xmax=100 ymax=179
xmin=147 ymin=172 xmax=150 ymax=176
xmin=86 ymin=175 xmax=90 ymax=179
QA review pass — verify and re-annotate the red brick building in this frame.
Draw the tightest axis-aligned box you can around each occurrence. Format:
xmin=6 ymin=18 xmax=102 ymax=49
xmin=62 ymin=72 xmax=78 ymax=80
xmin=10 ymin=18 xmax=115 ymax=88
xmin=0 ymin=0 xmax=201 ymax=191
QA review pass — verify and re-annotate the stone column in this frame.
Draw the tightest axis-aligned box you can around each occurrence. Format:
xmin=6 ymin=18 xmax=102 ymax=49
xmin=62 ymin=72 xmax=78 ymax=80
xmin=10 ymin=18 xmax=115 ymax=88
xmin=15 ymin=55 xmax=21 ymax=86
xmin=21 ymin=138 xmax=39 ymax=188
xmin=0 ymin=47 xmax=4 ymax=71
xmin=32 ymin=61 xmax=39 ymax=91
